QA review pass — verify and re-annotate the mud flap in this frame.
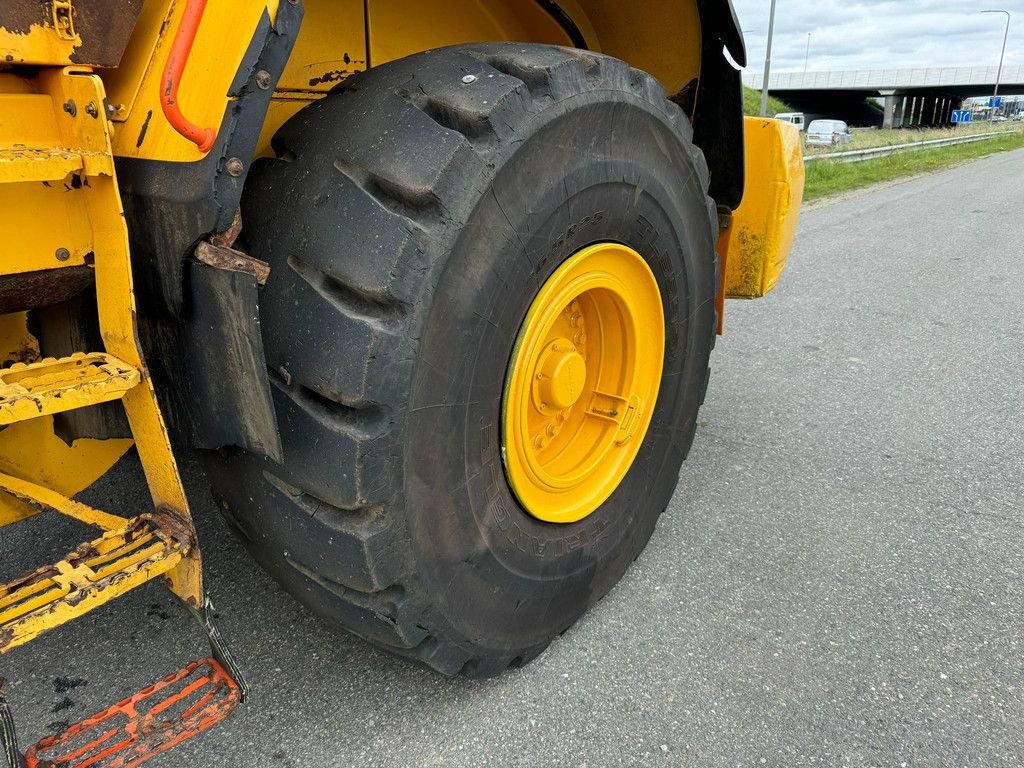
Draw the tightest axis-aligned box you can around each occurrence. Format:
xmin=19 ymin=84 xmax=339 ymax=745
xmin=141 ymin=262 xmax=282 ymax=461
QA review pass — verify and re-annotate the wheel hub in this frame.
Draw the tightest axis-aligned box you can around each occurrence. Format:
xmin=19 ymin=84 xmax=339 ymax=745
xmin=502 ymin=243 xmax=665 ymax=524
xmin=534 ymin=339 xmax=587 ymax=411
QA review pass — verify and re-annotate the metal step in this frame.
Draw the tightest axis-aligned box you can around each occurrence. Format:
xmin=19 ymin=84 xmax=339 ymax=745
xmin=21 ymin=658 xmax=241 ymax=768
xmin=0 ymin=147 xmax=95 ymax=184
xmin=0 ymin=515 xmax=193 ymax=654
xmin=0 ymin=353 xmax=139 ymax=426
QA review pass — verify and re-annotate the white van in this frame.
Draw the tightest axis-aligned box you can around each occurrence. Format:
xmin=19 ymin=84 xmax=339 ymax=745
xmin=775 ymin=112 xmax=805 ymax=131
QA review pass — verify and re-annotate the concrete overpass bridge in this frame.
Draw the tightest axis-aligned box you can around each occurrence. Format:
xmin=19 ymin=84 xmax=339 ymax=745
xmin=747 ymin=66 xmax=1024 ymax=128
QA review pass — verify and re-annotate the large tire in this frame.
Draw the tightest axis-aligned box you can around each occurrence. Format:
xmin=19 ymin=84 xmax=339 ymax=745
xmin=205 ymin=43 xmax=719 ymax=677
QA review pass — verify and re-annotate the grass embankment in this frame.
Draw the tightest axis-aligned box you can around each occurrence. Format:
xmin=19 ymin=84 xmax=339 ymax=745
xmin=743 ymin=86 xmax=790 ymax=117
xmin=803 ymin=130 xmax=1024 ymax=202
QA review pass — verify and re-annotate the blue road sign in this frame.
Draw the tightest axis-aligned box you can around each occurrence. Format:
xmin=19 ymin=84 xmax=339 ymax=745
xmin=989 ymin=96 xmax=1003 ymax=109
xmin=951 ymin=110 xmax=972 ymax=124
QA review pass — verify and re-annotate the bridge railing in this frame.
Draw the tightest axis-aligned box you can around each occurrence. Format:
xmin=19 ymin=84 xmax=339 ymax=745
xmin=747 ymin=65 xmax=1024 ymax=91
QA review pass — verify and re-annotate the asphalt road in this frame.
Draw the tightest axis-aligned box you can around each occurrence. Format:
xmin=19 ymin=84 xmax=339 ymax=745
xmin=4 ymin=149 xmax=1024 ymax=768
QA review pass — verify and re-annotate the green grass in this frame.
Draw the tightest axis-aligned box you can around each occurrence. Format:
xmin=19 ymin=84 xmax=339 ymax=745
xmin=743 ymin=86 xmax=790 ymax=117
xmin=803 ymin=131 xmax=1024 ymax=202
xmin=804 ymin=122 xmax=1024 ymax=155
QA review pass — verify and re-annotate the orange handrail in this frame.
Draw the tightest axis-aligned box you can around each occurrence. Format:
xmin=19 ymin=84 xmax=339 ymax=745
xmin=160 ymin=0 xmax=216 ymax=153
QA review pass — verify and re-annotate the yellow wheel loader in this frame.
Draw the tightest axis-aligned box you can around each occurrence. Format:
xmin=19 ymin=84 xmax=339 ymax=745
xmin=0 ymin=1 xmax=803 ymax=765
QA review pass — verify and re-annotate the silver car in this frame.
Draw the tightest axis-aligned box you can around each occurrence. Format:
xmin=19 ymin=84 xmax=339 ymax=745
xmin=806 ymin=119 xmax=853 ymax=147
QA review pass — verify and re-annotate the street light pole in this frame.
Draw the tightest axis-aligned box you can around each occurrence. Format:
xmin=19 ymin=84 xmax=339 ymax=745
xmin=981 ymin=9 xmax=1011 ymax=121
xmin=804 ymin=32 xmax=812 ymax=74
xmin=759 ymin=0 xmax=778 ymax=117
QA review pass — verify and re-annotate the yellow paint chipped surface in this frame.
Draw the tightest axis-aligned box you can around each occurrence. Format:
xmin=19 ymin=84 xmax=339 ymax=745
xmin=0 ymin=22 xmax=80 ymax=67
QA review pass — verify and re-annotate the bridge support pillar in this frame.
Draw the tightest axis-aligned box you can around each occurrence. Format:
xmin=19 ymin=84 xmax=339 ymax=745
xmin=894 ymin=96 xmax=906 ymax=129
xmin=904 ymin=97 xmax=917 ymax=127
xmin=883 ymin=94 xmax=897 ymax=129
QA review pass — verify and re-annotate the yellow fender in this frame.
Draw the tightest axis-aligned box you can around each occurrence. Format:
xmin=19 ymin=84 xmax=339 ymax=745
xmin=720 ymin=117 xmax=806 ymax=301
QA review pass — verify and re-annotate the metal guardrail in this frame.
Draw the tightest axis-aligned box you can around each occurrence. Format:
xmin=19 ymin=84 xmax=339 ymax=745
xmin=804 ymin=132 xmax=1007 ymax=164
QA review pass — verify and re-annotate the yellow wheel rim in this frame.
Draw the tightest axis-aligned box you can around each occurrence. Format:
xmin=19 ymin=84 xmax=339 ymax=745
xmin=501 ymin=243 xmax=665 ymax=524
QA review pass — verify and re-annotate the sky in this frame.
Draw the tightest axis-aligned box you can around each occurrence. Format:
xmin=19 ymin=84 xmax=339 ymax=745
xmin=732 ymin=0 xmax=1023 ymax=75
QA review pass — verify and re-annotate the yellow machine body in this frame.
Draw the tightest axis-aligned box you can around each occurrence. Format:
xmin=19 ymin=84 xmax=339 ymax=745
xmin=0 ymin=0 xmax=705 ymax=160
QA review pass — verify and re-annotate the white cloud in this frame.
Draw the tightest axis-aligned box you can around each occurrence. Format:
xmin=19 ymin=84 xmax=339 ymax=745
xmin=733 ymin=0 xmax=1023 ymax=75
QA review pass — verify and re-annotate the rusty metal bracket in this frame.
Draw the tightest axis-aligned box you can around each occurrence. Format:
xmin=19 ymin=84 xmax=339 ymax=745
xmin=50 ymin=0 xmax=75 ymax=41
xmin=209 ymin=210 xmax=243 ymax=249
xmin=194 ymin=241 xmax=270 ymax=285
